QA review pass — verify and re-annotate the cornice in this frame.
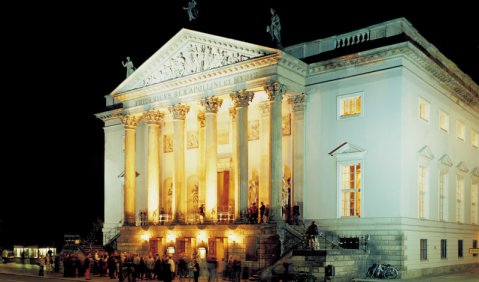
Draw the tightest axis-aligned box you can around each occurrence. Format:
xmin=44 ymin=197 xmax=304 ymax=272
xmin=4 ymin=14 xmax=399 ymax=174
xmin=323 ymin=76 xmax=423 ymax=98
xmin=308 ymin=42 xmax=479 ymax=110
xmin=95 ymin=109 xmax=123 ymax=122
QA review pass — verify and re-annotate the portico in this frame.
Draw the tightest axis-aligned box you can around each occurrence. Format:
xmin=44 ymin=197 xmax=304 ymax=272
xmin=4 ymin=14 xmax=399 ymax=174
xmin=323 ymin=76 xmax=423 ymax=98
xmin=97 ymin=28 xmax=307 ymax=264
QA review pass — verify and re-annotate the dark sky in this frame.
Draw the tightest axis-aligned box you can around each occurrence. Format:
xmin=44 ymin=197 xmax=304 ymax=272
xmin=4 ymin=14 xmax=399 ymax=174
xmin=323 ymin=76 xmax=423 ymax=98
xmin=1 ymin=1 xmax=477 ymax=248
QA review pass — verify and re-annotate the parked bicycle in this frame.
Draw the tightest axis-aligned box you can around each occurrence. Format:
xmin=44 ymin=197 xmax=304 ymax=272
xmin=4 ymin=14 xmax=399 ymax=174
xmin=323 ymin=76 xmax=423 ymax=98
xmin=366 ymin=263 xmax=398 ymax=279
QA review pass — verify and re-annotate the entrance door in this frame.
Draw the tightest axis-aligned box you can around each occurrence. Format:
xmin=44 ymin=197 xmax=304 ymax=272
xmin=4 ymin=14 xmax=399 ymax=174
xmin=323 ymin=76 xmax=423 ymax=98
xmin=217 ymin=171 xmax=230 ymax=212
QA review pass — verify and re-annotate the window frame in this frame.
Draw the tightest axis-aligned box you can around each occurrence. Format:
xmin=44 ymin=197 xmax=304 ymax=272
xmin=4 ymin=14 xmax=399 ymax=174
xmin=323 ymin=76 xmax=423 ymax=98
xmin=338 ymin=161 xmax=362 ymax=218
xmin=472 ymin=130 xmax=479 ymax=149
xmin=420 ymin=239 xmax=428 ymax=261
xmin=441 ymin=239 xmax=447 ymax=259
xmin=458 ymin=240 xmax=464 ymax=258
xmin=456 ymin=120 xmax=465 ymax=141
xmin=337 ymin=92 xmax=364 ymax=119
xmin=418 ymin=97 xmax=430 ymax=122
xmin=456 ymin=174 xmax=465 ymax=223
xmin=439 ymin=110 xmax=450 ymax=133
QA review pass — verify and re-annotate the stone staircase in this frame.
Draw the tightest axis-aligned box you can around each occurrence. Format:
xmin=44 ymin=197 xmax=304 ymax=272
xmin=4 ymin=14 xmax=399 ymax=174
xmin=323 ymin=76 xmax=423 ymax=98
xmin=259 ymin=224 xmax=370 ymax=282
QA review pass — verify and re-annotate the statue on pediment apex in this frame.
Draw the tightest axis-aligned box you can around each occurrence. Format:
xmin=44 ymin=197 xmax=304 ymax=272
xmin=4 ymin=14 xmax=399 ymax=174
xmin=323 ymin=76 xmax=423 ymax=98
xmin=266 ymin=8 xmax=282 ymax=49
xmin=122 ymin=56 xmax=136 ymax=78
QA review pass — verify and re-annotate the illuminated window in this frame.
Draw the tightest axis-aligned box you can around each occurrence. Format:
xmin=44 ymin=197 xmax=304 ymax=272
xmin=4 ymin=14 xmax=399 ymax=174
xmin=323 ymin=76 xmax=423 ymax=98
xmin=472 ymin=130 xmax=479 ymax=148
xmin=472 ymin=178 xmax=478 ymax=225
xmin=439 ymin=111 xmax=449 ymax=132
xmin=439 ymin=172 xmax=448 ymax=221
xmin=420 ymin=239 xmax=428 ymax=260
xmin=340 ymin=163 xmax=361 ymax=217
xmin=338 ymin=93 xmax=362 ymax=118
xmin=418 ymin=167 xmax=429 ymax=219
xmin=456 ymin=174 xmax=464 ymax=223
xmin=419 ymin=98 xmax=430 ymax=122
xmin=456 ymin=121 xmax=465 ymax=141
xmin=441 ymin=239 xmax=447 ymax=259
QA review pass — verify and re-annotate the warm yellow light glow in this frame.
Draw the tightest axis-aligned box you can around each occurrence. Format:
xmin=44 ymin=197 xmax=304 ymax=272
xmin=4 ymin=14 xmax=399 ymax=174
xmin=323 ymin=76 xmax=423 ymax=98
xmin=141 ymin=232 xmax=151 ymax=241
xmin=198 ymin=247 xmax=206 ymax=258
xmin=167 ymin=246 xmax=175 ymax=254
xmin=166 ymin=232 xmax=176 ymax=243
xmin=228 ymin=232 xmax=239 ymax=244
xmin=197 ymin=231 xmax=208 ymax=243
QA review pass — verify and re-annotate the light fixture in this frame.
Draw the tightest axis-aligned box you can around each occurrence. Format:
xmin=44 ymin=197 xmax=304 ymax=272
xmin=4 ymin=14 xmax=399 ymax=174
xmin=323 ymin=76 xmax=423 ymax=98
xmin=167 ymin=246 xmax=175 ymax=254
xmin=141 ymin=232 xmax=151 ymax=241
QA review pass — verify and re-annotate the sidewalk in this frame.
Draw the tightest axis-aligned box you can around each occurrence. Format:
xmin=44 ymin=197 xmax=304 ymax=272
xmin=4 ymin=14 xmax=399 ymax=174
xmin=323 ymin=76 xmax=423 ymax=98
xmin=0 ymin=262 xmax=110 ymax=281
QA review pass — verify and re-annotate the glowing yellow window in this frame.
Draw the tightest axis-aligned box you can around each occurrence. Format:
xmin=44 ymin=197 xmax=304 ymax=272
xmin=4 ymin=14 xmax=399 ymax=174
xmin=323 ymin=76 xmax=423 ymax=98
xmin=339 ymin=95 xmax=362 ymax=117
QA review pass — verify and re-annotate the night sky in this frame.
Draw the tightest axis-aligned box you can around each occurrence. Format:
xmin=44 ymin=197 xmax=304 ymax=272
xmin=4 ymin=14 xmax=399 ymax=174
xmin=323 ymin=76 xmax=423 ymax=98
xmin=1 ymin=1 xmax=477 ymax=249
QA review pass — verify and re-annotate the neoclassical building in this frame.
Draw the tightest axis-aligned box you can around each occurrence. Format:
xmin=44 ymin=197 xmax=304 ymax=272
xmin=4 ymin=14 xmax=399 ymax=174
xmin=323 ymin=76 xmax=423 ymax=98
xmin=97 ymin=18 xmax=479 ymax=280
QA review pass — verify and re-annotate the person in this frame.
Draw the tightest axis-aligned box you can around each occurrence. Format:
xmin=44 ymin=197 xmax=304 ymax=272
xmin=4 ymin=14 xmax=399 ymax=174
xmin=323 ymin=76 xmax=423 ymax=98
xmin=293 ymin=203 xmax=300 ymax=225
xmin=39 ymin=255 xmax=45 ymax=276
xmin=266 ymin=8 xmax=282 ymax=49
xmin=260 ymin=202 xmax=266 ymax=223
xmin=193 ymin=259 xmax=200 ymax=282
xmin=305 ymin=221 xmax=319 ymax=250
xmin=122 ymin=56 xmax=136 ymax=77
xmin=183 ymin=0 xmax=198 ymax=21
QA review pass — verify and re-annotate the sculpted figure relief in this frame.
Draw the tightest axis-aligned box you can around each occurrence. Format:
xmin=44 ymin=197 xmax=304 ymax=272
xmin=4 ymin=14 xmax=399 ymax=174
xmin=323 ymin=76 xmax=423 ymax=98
xmin=183 ymin=0 xmax=198 ymax=21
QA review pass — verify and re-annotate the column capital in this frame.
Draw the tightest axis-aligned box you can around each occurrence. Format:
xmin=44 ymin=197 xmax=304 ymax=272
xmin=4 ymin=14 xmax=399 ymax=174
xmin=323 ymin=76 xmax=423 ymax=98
xmin=230 ymin=90 xmax=254 ymax=108
xmin=120 ymin=115 xmax=140 ymax=129
xmin=290 ymin=93 xmax=306 ymax=112
xmin=229 ymin=107 xmax=237 ymax=121
xmin=144 ymin=110 xmax=165 ymax=125
xmin=197 ymin=111 xmax=206 ymax=127
xmin=169 ymin=103 xmax=190 ymax=120
xmin=264 ymin=82 xmax=286 ymax=102
xmin=201 ymin=96 xmax=223 ymax=113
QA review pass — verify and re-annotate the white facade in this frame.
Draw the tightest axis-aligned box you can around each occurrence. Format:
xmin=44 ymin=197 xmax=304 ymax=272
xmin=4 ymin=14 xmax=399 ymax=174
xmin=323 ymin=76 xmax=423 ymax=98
xmin=98 ymin=18 xmax=479 ymax=279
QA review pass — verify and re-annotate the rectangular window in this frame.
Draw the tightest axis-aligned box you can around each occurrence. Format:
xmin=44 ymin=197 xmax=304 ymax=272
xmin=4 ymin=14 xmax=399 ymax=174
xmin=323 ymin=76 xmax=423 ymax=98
xmin=439 ymin=111 xmax=449 ymax=132
xmin=441 ymin=239 xmax=447 ymax=259
xmin=473 ymin=240 xmax=478 ymax=257
xmin=472 ymin=130 xmax=479 ymax=148
xmin=338 ymin=93 xmax=362 ymax=118
xmin=439 ymin=172 xmax=447 ymax=221
xmin=420 ymin=239 xmax=428 ymax=260
xmin=458 ymin=240 xmax=464 ymax=258
xmin=472 ymin=179 xmax=478 ymax=225
xmin=419 ymin=98 xmax=430 ymax=121
xmin=418 ymin=167 xmax=428 ymax=219
xmin=456 ymin=121 xmax=465 ymax=141
xmin=341 ymin=163 xmax=361 ymax=217
xmin=456 ymin=175 xmax=465 ymax=223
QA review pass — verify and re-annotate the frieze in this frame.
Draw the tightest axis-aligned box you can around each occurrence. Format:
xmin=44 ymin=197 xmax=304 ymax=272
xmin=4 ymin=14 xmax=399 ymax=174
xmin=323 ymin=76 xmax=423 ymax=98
xmin=141 ymin=42 xmax=263 ymax=87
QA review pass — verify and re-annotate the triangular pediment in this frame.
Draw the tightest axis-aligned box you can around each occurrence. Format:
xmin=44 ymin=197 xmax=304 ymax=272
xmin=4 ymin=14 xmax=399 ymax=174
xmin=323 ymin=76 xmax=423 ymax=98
xmin=418 ymin=145 xmax=434 ymax=160
xmin=439 ymin=154 xmax=453 ymax=167
xmin=456 ymin=161 xmax=469 ymax=173
xmin=329 ymin=142 xmax=366 ymax=156
xmin=112 ymin=29 xmax=278 ymax=94
xmin=472 ymin=167 xmax=479 ymax=177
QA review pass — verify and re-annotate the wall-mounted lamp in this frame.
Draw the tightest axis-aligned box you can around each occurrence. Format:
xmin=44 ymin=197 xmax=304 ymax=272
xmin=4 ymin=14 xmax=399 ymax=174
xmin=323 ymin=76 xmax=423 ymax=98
xmin=141 ymin=232 xmax=151 ymax=242
xmin=167 ymin=246 xmax=175 ymax=254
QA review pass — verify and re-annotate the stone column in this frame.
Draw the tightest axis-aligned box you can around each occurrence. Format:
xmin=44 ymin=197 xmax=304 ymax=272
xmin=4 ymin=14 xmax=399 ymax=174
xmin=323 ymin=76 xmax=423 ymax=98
xmin=259 ymin=102 xmax=272 ymax=209
xmin=265 ymin=82 xmax=285 ymax=222
xmin=144 ymin=110 xmax=164 ymax=224
xmin=230 ymin=90 xmax=254 ymax=219
xmin=291 ymin=94 xmax=306 ymax=216
xmin=197 ymin=112 xmax=206 ymax=215
xmin=169 ymin=103 xmax=190 ymax=222
xmin=120 ymin=115 xmax=140 ymax=225
xmin=201 ymin=97 xmax=223 ymax=221
xmin=230 ymin=108 xmax=239 ymax=219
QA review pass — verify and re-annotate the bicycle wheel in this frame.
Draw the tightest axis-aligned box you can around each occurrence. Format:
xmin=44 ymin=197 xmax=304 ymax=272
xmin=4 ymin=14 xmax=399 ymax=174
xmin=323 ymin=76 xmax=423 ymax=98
xmin=384 ymin=267 xmax=398 ymax=279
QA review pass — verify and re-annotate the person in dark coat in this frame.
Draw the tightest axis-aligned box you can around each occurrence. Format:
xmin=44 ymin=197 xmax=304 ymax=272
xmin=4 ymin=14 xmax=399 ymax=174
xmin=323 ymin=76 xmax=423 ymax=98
xmin=193 ymin=259 xmax=200 ymax=282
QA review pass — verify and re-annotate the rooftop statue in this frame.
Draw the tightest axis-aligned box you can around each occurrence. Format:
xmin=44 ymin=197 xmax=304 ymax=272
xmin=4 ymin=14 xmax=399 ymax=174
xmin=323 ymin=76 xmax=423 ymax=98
xmin=183 ymin=0 xmax=199 ymax=21
xmin=266 ymin=8 xmax=282 ymax=49
xmin=122 ymin=56 xmax=136 ymax=78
